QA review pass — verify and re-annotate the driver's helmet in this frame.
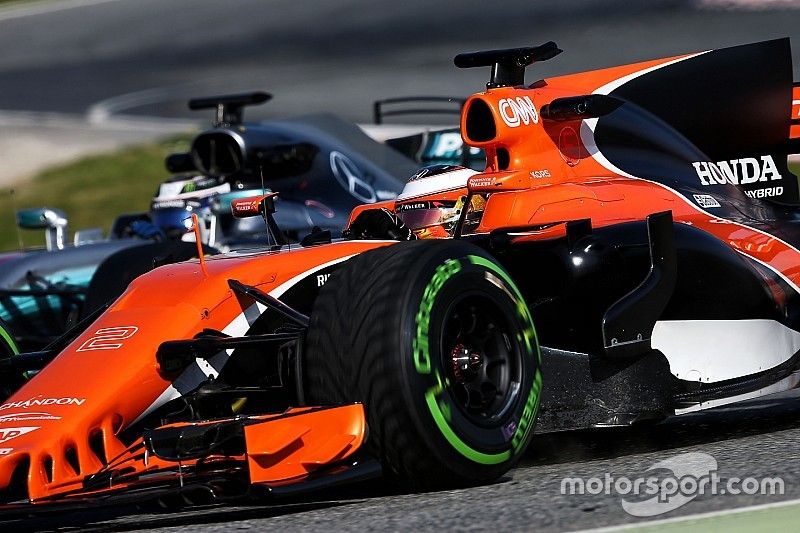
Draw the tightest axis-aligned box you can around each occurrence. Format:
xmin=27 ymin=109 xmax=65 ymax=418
xmin=149 ymin=174 xmax=231 ymax=241
xmin=394 ymin=165 xmax=478 ymax=238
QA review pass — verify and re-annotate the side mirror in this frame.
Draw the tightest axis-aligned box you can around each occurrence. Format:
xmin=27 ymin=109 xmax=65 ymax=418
xmin=229 ymin=193 xmax=286 ymax=246
xmin=231 ymin=193 xmax=278 ymax=218
xmin=210 ymin=190 xmax=264 ymax=216
xmin=16 ymin=208 xmax=68 ymax=251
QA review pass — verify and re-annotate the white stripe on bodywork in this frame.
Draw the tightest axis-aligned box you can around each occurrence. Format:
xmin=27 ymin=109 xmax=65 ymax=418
xmin=268 ymin=254 xmax=357 ymax=298
xmin=129 ymin=252 xmax=359 ymax=427
xmin=592 ymin=52 xmax=710 ymax=96
xmin=579 ymin=52 xmax=708 ymax=184
xmin=652 ymin=319 xmax=800 ymax=383
xmin=131 ymin=385 xmax=182 ymax=425
xmin=675 ymin=373 xmax=800 ymax=415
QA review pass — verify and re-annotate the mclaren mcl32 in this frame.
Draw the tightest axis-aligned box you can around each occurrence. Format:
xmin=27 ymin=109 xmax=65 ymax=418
xmin=0 ymin=38 xmax=798 ymax=511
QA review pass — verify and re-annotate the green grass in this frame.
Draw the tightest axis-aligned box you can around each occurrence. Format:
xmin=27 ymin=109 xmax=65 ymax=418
xmin=0 ymin=134 xmax=193 ymax=251
xmin=0 ymin=0 xmax=47 ymax=5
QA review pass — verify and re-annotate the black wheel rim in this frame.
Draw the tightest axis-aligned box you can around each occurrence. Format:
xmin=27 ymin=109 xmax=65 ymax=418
xmin=439 ymin=292 xmax=523 ymax=427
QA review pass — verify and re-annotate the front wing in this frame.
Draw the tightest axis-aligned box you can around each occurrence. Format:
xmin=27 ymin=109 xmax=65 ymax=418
xmin=0 ymin=404 xmax=378 ymax=516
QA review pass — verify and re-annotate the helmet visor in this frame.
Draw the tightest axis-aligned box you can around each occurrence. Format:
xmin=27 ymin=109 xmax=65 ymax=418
xmin=396 ymin=200 xmax=461 ymax=232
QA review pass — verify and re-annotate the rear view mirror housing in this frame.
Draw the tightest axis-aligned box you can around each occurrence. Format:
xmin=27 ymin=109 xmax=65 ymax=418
xmin=16 ymin=208 xmax=68 ymax=251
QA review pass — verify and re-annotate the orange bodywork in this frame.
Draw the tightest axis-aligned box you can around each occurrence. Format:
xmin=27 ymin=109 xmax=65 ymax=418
xmin=0 ymin=241 xmax=388 ymax=501
xmin=28 ymin=405 xmax=367 ymax=504
xmin=454 ymin=53 xmax=800 ymax=288
xmin=357 ymin=51 xmax=800 ymax=289
xmin=245 ymin=404 xmax=365 ymax=483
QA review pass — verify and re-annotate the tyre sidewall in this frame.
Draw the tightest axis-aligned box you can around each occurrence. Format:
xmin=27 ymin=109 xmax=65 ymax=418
xmin=395 ymin=243 xmax=541 ymax=480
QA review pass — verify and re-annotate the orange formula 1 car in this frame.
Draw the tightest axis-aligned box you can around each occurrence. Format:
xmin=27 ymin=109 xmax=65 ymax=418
xmin=0 ymin=38 xmax=799 ymax=512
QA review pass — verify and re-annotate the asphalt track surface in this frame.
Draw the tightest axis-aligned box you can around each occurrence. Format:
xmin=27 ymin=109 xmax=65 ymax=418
xmin=1 ymin=0 xmax=799 ymax=123
xmin=5 ymin=391 xmax=800 ymax=532
xmin=3 ymin=0 xmax=800 ymax=530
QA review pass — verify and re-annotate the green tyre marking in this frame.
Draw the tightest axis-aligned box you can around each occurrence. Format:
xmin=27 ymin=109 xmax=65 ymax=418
xmin=467 ymin=255 xmax=540 ymax=355
xmin=425 ymin=384 xmax=512 ymax=465
xmin=413 ymin=254 xmax=543 ymax=465
xmin=512 ymin=368 xmax=542 ymax=453
xmin=0 ymin=324 xmax=18 ymax=355
xmin=467 ymin=255 xmax=543 ymax=454
xmin=413 ymin=258 xmax=461 ymax=374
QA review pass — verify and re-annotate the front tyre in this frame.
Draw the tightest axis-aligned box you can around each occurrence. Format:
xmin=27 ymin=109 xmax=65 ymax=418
xmin=305 ymin=240 xmax=542 ymax=487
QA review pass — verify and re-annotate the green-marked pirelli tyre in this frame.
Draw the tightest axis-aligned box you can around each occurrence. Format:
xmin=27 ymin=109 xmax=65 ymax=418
xmin=304 ymin=240 xmax=541 ymax=487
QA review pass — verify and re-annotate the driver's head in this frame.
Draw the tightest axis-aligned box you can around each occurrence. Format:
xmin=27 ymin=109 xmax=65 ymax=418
xmin=149 ymin=174 xmax=230 ymax=242
xmin=394 ymin=165 xmax=478 ymax=239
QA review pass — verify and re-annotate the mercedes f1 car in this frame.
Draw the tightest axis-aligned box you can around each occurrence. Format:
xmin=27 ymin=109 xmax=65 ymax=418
xmin=0 ymin=92 xmax=424 ymax=351
xmin=0 ymin=38 xmax=798 ymax=512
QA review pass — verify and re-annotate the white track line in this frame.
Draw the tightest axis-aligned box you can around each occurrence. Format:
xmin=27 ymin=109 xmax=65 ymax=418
xmin=0 ymin=109 xmax=197 ymax=132
xmin=572 ymin=496 xmax=800 ymax=532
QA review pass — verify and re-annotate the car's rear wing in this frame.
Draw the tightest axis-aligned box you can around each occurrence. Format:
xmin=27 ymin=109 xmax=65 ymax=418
xmin=368 ymin=96 xmax=486 ymax=169
xmin=372 ymin=96 xmax=465 ymax=125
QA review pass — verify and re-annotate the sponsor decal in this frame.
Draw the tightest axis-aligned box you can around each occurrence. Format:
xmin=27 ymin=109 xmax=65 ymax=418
xmin=76 ymin=326 xmax=138 ymax=352
xmin=530 ymin=169 xmax=551 ymax=179
xmin=693 ymin=194 xmax=721 ymax=208
xmin=512 ymin=371 xmax=540 ymax=453
xmin=0 ymin=397 xmax=86 ymax=411
xmin=692 ymin=155 xmax=782 ymax=186
xmin=151 ymin=199 xmax=187 ymax=210
xmin=498 ymin=96 xmax=539 ymax=128
xmin=468 ymin=176 xmax=498 ymax=188
xmin=231 ymin=196 xmax=270 ymax=217
xmin=316 ymin=273 xmax=331 ymax=287
xmin=0 ymin=412 xmax=60 ymax=422
xmin=0 ymin=427 xmax=38 ymax=444
xmin=396 ymin=202 xmax=429 ymax=212
xmin=0 ymin=448 xmax=12 ymax=456
xmin=413 ymin=258 xmax=462 ymax=375
xmin=330 ymin=151 xmax=377 ymax=203
xmin=745 ymin=187 xmax=784 ymax=199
